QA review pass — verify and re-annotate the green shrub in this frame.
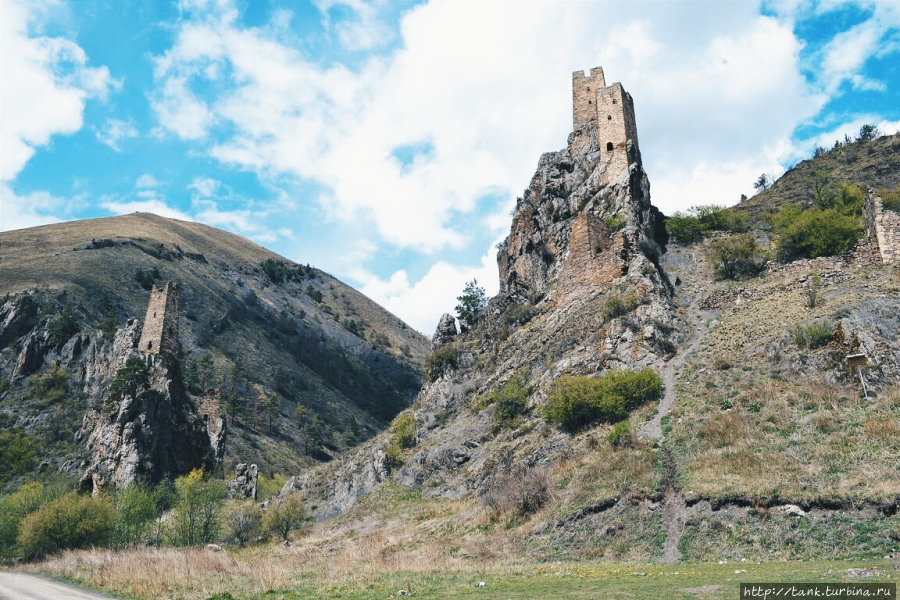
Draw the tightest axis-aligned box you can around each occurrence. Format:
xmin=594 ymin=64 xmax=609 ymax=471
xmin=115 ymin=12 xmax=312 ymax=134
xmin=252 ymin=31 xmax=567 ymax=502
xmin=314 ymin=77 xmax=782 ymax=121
xmin=169 ymin=469 xmax=226 ymax=547
xmin=134 ymin=267 xmax=161 ymax=291
xmin=383 ymin=443 xmax=404 ymax=471
xmin=256 ymin=473 xmax=287 ymax=502
xmin=0 ymin=430 xmax=38 ymax=479
xmin=487 ymin=374 xmax=530 ymax=429
xmin=106 ymin=356 xmax=151 ymax=408
xmin=27 ymin=364 xmax=67 ymax=405
xmin=112 ymin=484 xmax=158 ymax=548
xmin=390 ymin=412 xmax=416 ymax=449
xmin=263 ymin=494 xmax=306 ymax=543
xmin=607 ymin=421 xmax=632 ymax=447
xmin=223 ymin=500 xmax=262 ymax=548
xmin=0 ymin=482 xmax=61 ymax=560
xmin=604 ymin=213 xmax=626 ymax=233
xmin=666 ymin=205 xmax=748 ymax=244
xmin=261 ymin=258 xmax=307 ymax=284
xmin=47 ymin=308 xmax=80 ymax=348
xmin=878 ymin=187 xmax=900 ymax=212
xmin=424 ymin=345 xmax=459 ymax=382
xmin=707 ymin=234 xmax=765 ymax=280
xmin=601 ymin=292 xmax=642 ymax=320
xmin=666 ymin=213 xmax=706 ymax=244
xmin=793 ymin=321 xmax=833 ymax=350
xmin=305 ymin=285 xmax=323 ymax=303
xmin=544 ymin=369 xmax=663 ymax=431
xmin=17 ymin=492 xmax=116 ymax=559
xmin=776 ymin=206 xmax=862 ymax=261
xmin=774 ymin=187 xmax=864 ymax=262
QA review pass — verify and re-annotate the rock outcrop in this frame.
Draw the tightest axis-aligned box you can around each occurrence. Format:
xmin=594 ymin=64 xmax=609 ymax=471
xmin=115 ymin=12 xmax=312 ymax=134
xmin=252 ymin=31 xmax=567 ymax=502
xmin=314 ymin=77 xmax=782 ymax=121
xmin=226 ymin=463 xmax=258 ymax=500
xmin=282 ymin=68 xmax=684 ymax=517
xmin=78 ymin=318 xmax=225 ymax=493
xmin=432 ymin=313 xmax=458 ymax=348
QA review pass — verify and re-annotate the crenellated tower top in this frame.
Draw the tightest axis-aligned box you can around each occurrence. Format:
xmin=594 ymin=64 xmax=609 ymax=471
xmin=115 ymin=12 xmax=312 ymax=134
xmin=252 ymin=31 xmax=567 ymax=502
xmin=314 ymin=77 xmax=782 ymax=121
xmin=571 ymin=67 xmax=641 ymax=177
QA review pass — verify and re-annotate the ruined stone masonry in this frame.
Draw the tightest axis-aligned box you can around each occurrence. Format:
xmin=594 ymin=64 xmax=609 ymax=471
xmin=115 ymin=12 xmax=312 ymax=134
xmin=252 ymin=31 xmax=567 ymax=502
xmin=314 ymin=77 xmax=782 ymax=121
xmin=137 ymin=281 xmax=179 ymax=355
xmin=867 ymin=188 xmax=900 ymax=265
xmin=497 ymin=66 xmax=664 ymax=305
xmin=572 ymin=66 xmax=641 ymax=182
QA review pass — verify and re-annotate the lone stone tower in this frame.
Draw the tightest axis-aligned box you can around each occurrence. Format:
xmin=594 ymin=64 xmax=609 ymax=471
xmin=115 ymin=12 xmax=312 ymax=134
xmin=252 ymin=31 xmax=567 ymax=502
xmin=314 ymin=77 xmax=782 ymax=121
xmin=571 ymin=66 xmax=641 ymax=179
xmin=137 ymin=281 xmax=179 ymax=355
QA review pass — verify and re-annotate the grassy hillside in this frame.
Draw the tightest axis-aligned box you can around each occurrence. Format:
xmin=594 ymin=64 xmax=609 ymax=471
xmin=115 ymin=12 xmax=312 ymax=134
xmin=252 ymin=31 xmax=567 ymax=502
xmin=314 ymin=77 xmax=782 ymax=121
xmin=740 ymin=132 xmax=900 ymax=215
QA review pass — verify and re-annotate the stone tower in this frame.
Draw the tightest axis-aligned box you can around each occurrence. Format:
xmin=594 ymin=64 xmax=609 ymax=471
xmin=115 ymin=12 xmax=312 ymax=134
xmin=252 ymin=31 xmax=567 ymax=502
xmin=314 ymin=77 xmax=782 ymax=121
xmin=572 ymin=67 xmax=641 ymax=179
xmin=137 ymin=281 xmax=179 ymax=355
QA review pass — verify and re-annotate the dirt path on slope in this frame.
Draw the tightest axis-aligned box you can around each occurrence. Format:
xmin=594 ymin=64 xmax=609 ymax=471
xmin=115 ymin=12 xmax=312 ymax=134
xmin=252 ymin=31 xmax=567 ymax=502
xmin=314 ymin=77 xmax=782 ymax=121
xmin=639 ymin=249 xmax=717 ymax=563
xmin=638 ymin=290 xmax=710 ymax=442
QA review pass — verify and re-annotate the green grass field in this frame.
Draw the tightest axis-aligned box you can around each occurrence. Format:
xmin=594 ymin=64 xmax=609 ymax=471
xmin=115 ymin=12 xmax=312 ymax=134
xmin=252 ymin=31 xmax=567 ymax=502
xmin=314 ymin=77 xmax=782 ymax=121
xmin=38 ymin=556 xmax=896 ymax=600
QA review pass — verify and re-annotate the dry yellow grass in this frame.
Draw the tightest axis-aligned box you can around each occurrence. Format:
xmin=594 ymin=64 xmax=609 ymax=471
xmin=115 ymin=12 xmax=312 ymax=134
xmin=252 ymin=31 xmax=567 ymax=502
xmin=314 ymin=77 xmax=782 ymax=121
xmin=32 ymin=494 xmax=526 ymax=600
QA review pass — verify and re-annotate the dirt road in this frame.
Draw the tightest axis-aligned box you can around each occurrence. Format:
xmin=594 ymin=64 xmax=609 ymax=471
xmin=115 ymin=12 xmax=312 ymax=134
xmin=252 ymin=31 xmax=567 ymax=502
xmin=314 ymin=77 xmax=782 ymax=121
xmin=0 ymin=572 xmax=115 ymax=600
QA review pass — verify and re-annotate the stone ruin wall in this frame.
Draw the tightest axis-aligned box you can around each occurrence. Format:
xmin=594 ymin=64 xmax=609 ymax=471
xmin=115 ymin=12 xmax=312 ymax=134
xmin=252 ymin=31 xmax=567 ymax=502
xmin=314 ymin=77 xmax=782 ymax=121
xmin=137 ymin=281 xmax=179 ymax=355
xmin=867 ymin=188 xmax=899 ymax=265
xmin=765 ymin=189 xmax=900 ymax=279
xmin=556 ymin=212 xmax=627 ymax=305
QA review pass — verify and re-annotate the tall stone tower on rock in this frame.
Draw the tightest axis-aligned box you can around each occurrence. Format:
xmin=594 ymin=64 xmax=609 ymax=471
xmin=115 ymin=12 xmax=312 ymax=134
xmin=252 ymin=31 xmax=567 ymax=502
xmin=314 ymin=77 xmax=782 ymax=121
xmin=571 ymin=66 xmax=641 ymax=183
xmin=496 ymin=66 xmax=666 ymax=305
xmin=137 ymin=281 xmax=179 ymax=355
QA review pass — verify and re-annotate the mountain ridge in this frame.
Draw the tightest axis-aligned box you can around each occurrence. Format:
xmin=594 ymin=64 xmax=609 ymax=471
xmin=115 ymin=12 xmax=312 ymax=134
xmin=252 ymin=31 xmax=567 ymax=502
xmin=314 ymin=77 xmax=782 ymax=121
xmin=0 ymin=212 xmax=430 ymax=487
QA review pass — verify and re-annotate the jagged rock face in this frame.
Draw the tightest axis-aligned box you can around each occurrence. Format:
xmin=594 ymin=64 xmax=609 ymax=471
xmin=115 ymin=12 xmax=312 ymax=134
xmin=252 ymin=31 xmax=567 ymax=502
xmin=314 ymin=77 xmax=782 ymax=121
xmin=0 ymin=289 xmax=225 ymax=490
xmin=497 ymin=127 xmax=667 ymax=305
xmin=227 ymin=463 xmax=258 ymax=500
xmin=78 ymin=322 xmax=225 ymax=492
xmin=432 ymin=313 xmax=458 ymax=348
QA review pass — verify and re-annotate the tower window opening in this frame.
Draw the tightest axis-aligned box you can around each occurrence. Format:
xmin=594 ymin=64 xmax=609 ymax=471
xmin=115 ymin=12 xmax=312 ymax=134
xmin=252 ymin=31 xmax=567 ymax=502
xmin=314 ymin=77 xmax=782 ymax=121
xmin=608 ymin=115 xmax=612 ymax=120
xmin=588 ymin=100 xmax=592 ymax=104
xmin=148 ymin=341 xmax=153 ymax=350
xmin=153 ymin=312 xmax=156 ymax=317
xmin=606 ymin=142 xmax=614 ymax=151
xmin=612 ymin=99 xmax=617 ymax=104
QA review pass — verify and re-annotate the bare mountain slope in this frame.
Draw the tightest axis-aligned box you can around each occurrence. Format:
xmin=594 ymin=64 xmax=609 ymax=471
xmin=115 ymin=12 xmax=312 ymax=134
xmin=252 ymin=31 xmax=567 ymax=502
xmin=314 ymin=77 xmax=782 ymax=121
xmin=0 ymin=213 xmax=429 ymax=488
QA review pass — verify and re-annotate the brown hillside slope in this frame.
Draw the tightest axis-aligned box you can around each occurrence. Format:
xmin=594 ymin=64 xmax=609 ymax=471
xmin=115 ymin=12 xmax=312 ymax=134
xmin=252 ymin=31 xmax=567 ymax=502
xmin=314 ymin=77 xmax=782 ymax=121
xmin=740 ymin=132 xmax=900 ymax=215
xmin=0 ymin=213 xmax=429 ymax=485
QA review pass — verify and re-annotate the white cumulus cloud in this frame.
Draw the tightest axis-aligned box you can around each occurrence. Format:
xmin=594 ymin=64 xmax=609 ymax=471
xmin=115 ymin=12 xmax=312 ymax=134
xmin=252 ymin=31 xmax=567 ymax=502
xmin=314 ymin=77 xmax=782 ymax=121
xmin=0 ymin=0 xmax=114 ymax=182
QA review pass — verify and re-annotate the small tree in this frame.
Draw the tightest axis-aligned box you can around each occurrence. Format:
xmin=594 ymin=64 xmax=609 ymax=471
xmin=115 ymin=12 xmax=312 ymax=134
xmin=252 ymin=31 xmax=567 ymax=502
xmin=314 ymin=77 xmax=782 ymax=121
xmin=390 ymin=412 xmax=416 ymax=449
xmin=107 ymin=356 xmax=151 ymax=406
xmin=223 ymin=501 xmax=262 ymax=548
xmin=17 ymin=492 xmax=116 ymax=560
xmin=455 ymin=279 xmax=487 ymax=322
xmin=113 ymin=484 xmax=157 ymax=548
xmin=753 ymin=173 xmax=771 ymax=192
xmin=170 ymin=469 xmax=226 ymax=546
xmin=264 ymin=495 xmax=306 ymax=543
xmin=857 ymin=123 xmax=880 ymax=142
xmin=708 ymin=234 xmax=764 ymax=280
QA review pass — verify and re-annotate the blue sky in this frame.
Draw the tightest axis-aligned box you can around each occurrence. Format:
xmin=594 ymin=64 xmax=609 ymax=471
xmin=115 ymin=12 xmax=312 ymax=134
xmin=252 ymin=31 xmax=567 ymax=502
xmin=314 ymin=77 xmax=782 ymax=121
xmin=3 ymin=0 xmax=899 ymax=333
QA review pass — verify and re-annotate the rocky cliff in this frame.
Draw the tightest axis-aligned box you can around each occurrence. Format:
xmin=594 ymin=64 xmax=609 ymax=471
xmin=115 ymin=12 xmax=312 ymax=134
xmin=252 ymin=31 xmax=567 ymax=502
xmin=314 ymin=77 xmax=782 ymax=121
xmin=282 ymin=71 xmax=683 ymax=517
xmin=78 ymin=319 xmax=225 ymax=492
